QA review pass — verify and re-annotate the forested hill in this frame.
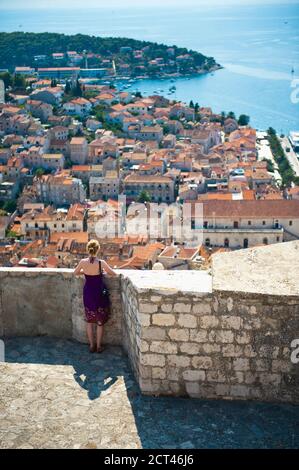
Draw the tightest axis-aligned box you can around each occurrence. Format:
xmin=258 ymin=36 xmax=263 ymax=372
xmin=0 ymin=32 xmax=219 ymax=74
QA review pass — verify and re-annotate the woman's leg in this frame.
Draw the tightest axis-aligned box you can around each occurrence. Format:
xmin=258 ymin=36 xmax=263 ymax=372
xmin=86 ymin=322 xmax=95 ymax=348
xmin=96 ymin=324 xmax=104 ymax=350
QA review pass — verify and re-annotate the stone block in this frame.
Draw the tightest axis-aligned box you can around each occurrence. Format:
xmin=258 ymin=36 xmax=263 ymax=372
xmin=183 ymin=370 xmax=206 ymax=381
xmin=235 ymin=331 xmax=251 ymax=344
xmin=191 ymin=356 xmax=213 ymax=369
xmin=189 ymin=330 xmax=208 ymax=343
xmin=152 ymin=314 xmax=175 ymax=326
xmin=199 ymin=315 xmax=219 ymax=329
xmin=185 ymin=382 xmax=200 ymax=397
xmin=221 ymin=315 xmax=242 ymax=330
xmin=192 ymin=303 xmax=212 ymax=315
xmin=141 ymin=327 xmax=166 ymax=341
xmin=139 ymin=303 xmax=158 ymax=314
xmin=230 ymin=385 xmax=250 ymax=398
xmin=152 ymin=367 xmax=166 ymax=380
xmin=167 ymin=355 xmax=191 ymax=368
xmin=140 ymin=354 xmax=166 ymax=367
xmin=173 ymin=303 xmax=191 ymax=313
xmin=213 ymin=330 xmax=234 ymax=344
xmin=139 ymin=313 xmax=151 ymax=326
xmin=179 ymin=343 xmax=201 ymax=355
xmin=150 ymin=341 xmax=177 ymax=355
xmin=161 ymin=304 xmax=173 ymax=313
xmin=233 ymin=358 xmax=250 ymax=371
xmin=178 ymin=314 xmax=197 ymax=328
xmin=222 ymin=344 xmax=244 ymax=357
xmin=168 ymin=328 xmax=189 ymax=342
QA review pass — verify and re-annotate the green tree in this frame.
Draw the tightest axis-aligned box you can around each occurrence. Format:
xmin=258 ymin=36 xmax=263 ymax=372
xmin=65 ymin=80 xmax=71 ymax=94
xmin=138 ymin=190 xmax=152 ymax=203
xmin=238 ymin=114 xmax=250 ymax=126
xmin=6 ymin=230 xmax=19 ymax=239
xmin=3 ymin=200 xmax=17 ymax=213
xmin=189 ymin=100 xmax=194 ymax=108
xmin=0 ymin=71 xmax=13 ymax=88
xmin=262 ymin=158 xmax=274 ymax=173
xmin=13 ymin=74 xmax=26 ymax=89
xmin=227 ymin=111 xmax=236 ymax=120
xmin=35 ymin=168 xmax=45 ymax=178
xmin=72 ymin=79 xmax=82 ymax=97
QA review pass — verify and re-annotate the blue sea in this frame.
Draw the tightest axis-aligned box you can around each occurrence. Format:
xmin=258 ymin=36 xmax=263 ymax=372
xmin=1 ymin=3 xmax=299 ymax=133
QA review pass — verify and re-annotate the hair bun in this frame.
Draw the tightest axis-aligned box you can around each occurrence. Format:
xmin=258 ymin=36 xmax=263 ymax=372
xmin=87 ymin=239 xmax=100 ymax=256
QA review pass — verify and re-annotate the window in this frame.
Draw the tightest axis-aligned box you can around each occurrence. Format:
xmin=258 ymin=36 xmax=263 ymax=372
xmin=289 ymin=221 xmax=293 ymax=226
xmin=233 ymin=221 xmax=238 ymax=228
xmin=203 ymin=221 xmax=208 ymax=229
xmin=224 ymin=238 xmax=229 ymax=247
xmin=262 ymin=221 xmax=266 ymax=225
xmin=248 ymin=221 xmax=251 ymax=226
xmin=243 ymin=238 xmax=249 ymax=248
xmin=205 ymin=238 xmax=210 ymax=247
xmin=263 ymin=238 xmax=268 ymax=245
xmin=276 ymin=236 xmax=280 ymax=242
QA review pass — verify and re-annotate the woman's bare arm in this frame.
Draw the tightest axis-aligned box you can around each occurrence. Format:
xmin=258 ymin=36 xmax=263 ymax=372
xmin=101 ymin=260 xmax=118 ymax=277
xmin=74 ymin=260 xmax=84 ymax=275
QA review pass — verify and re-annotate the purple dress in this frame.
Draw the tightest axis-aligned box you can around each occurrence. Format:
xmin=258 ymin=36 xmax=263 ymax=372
xmin=83 ymin=258 xmax=110 ymax=325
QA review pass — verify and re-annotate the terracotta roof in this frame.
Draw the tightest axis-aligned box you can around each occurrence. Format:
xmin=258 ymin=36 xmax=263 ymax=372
xmin=50 ymin=231 xmax=88 ymax=244
xmin=192 ymin=199 xmax=299 ymax=218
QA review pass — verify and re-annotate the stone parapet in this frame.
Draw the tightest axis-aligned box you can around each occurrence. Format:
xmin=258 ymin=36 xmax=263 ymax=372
xmin=0 ymin=241 xmax=298 ymax=403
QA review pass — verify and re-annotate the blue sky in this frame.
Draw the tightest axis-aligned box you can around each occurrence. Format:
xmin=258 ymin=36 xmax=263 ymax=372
xmin=1 ymin=0 xmax=298 ymax=8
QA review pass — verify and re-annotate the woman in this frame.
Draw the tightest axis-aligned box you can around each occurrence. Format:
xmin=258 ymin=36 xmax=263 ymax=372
xmin=74 ymin=239 xmax=117 ymax=353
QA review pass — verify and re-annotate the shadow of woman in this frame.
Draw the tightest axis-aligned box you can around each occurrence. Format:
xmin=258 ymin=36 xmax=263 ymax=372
xmin=72 ymin=356 xmax=118 ymax=401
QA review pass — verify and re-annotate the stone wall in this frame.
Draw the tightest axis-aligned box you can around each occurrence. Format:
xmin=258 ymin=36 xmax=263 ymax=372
xmin=0 ymin=268 xmax=122 ymax=345
xmin=0 ymin=241 xmax=298 ymax=404
xmin=119 ymin=272 xmax=299 ymax=403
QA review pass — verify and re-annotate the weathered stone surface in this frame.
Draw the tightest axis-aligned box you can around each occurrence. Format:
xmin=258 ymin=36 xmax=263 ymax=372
xmin=174 ymin=303 xmax=191 ymax=313
xmin=191 ymin=356 xmax=213 ymax=369
xmin=152 ymin=314 xmax=175 ymax=326
xmin=141 ymin=354 xmax=166 ymax=367
xmin=139 ymin=303 xmax=158 ymax=314
xmin=212 ymin=241 xmax=299 ymax=296
xmin=161 ymin=304 xmax=173 ymax=312
xmin=178 ymin=314 xmax=197 ymax=328
xmin=167 ymin=355 xmax=190 ymax=368
xmin=179 ymin=343 xmax=201 ymax=355
xmin=221 ymin=316 xmax=242 ymax=330
xmin=168 ymin=328 xmax=189 ymax=342
xmin=199 ymin=315 xmax=219 ymax=329
xmin=150 ymin=341 xmax=177 ymax=355
xmin=192 ymin=303 xmax=212 ymax=315
xmin=189 ymin=330 xmax=208 ymax=343
xmin=183 ymin=370 xmax=205 ymax=381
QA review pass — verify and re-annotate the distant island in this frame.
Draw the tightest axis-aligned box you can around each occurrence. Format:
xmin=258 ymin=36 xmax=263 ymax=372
xmin=0 ymin=32 xmax=221 ymax=79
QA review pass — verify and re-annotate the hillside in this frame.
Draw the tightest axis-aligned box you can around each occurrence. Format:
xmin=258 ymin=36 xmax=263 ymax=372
xmin=0 ymin=32 xmax=220 ymax=77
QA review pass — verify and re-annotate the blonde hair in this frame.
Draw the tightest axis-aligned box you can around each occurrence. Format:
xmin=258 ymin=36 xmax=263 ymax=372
xmin=87 ymin=239 xmax=100 ymax=257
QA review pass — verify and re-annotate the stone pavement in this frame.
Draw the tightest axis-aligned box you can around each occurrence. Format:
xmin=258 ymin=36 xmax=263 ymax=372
xmin=0 ymin=337 xmax=298 ymax=449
